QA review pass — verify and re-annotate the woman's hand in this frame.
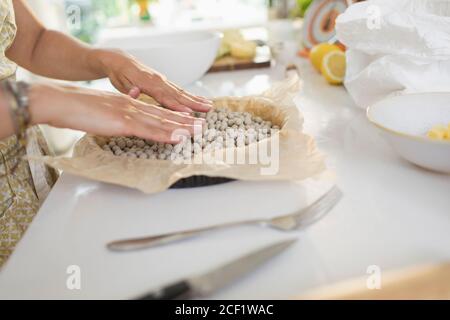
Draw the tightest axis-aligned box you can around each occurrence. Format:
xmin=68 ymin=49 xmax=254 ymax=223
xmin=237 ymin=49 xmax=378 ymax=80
xmin=92 ymin=50 xmax=213 ymax=113
xmin=28 ymin=84 xmax=204 ymax=144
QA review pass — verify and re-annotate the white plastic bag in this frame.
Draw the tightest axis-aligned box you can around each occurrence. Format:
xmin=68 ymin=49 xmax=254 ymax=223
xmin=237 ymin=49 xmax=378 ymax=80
xmin=336 ymin=0 xmax=450 ymax=108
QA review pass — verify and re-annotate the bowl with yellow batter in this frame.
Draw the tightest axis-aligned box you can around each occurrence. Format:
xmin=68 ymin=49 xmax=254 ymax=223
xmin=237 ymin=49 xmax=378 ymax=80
xmin=367 ymin=93 xmax=450 ymax=173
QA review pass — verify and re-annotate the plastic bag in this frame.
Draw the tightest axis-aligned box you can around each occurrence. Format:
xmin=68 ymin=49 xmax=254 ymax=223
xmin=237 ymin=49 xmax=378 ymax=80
xmin=336 ymin=0 xmax=450 ymax=108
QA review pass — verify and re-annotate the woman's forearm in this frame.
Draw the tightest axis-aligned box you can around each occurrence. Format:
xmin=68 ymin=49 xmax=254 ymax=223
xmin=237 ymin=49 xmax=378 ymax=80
xmin=19 ymin=29 xmax=112 ymax=81
xmin=6 ymin=0 xmax=112 ymax=81
xmin=28 ymin=30 xmax=109 ymax=80
xmin=1 ymin=82 xmax=201 ymax=143
xmin=0 ymin=84 xmax=54 ymax=140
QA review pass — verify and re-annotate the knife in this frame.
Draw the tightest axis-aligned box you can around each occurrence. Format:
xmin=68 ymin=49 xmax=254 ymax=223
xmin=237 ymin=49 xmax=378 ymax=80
xmin=135 ymin=238 xmax=296 ymax=300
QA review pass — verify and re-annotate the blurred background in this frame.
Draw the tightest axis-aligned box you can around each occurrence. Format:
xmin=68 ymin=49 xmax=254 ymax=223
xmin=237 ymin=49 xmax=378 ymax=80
xmin=27 ymin=0 xmax=313 ymax=43
xmin=21 ymin=0 xmax=314 ymax=154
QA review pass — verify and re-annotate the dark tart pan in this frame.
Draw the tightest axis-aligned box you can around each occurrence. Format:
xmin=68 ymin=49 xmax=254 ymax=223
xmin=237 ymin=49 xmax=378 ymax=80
xmin=170 ymin=175 xmax=235 ymax=189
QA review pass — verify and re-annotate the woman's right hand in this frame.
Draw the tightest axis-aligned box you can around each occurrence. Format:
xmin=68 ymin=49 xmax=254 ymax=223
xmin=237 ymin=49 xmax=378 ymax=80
xmin=28 ymin=84 xmax=204 ymax=143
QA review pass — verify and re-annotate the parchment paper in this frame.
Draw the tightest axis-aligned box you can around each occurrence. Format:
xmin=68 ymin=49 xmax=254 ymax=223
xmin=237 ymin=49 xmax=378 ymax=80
xmin=33 ymin=75 xmax=327 ymax=193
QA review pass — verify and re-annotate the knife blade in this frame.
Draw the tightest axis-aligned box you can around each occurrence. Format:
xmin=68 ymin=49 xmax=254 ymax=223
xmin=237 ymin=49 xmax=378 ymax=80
xmin=136 ymin=238 xmax=297 ymax=300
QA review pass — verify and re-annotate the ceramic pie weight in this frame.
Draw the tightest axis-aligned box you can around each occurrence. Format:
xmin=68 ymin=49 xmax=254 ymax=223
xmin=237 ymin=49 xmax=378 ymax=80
xmin=102 ymin=101 xmax=278 ymax=189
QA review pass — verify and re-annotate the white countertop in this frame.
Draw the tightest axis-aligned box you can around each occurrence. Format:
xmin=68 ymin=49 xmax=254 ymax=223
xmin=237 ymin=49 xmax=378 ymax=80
xmin=1 ymin=59 xmax=449 ymax=300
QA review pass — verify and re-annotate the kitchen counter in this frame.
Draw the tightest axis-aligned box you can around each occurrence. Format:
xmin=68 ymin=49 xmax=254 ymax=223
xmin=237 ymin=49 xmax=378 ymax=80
xmin=0 ymin=59 xmax=449 ymax=299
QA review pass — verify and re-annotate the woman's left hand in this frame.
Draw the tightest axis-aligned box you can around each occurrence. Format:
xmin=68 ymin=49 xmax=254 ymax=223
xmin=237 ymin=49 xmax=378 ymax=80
xmin=96 ymin=50 xmax=213 ymax=114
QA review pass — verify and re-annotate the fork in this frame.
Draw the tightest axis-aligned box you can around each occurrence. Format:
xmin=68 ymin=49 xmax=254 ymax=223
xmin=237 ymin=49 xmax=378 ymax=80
xmin=107 ymin=186 xmax=343 ymax=252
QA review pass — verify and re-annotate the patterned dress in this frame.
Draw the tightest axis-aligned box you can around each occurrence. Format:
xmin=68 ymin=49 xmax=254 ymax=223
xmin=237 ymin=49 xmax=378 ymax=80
xmin=0 ymin=0 xmax=58 ymax=268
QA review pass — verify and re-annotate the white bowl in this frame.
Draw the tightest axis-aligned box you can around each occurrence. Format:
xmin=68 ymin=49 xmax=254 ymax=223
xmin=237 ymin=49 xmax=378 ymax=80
xmin=101 ymin=31 xmax=221 ymax=86
xmin=367 ymin=93 xmax=450 ymax=173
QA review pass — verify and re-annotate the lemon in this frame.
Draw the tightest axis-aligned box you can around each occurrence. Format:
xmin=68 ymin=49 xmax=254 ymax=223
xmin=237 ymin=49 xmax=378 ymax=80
xmin=309 ymin=43 xmax=342 ymax=72
xmin=218 ymin=29 xmax=257 ymax=59
xmin=217 ymin=41 xmax=231 ymax=58
xmin=223 ymin=29 xmax=245 ymax=44
xmin=321 ymin=50 xmax=346 ymax=85
xmin=230 ymin=41 xmax=257 ymax=59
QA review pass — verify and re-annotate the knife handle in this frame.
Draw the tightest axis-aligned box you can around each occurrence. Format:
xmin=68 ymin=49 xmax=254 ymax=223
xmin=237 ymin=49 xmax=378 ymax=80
xmin=136 ymin=280 xmax=191 ymax=300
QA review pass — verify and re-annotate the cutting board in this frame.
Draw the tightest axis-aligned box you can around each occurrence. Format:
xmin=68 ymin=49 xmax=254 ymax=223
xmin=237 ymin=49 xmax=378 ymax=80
xmin=208 ymin=45 xmax=272 ymax=73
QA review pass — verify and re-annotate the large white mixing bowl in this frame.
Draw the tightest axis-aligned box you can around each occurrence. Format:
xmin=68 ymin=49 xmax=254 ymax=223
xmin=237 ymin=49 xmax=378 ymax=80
xmin=100 ymin=31 xmax=221 ymax=86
